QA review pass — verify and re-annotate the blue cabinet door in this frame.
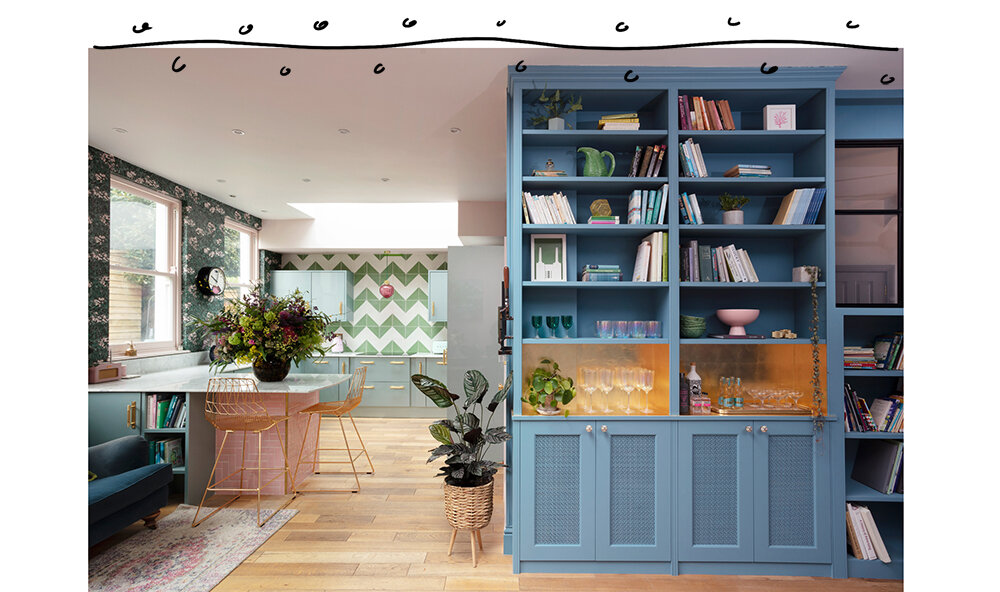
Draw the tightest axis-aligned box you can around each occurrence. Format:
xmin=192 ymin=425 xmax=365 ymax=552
xmin=89 ymin=392 xmax=141 ymax=446
xmin=311 ymin=271 xmax=351 ymax=321
xmin=752 ymin=421 xmax=832 ymax=563
xmin=518 ymin=420 xmax=596 ymax=561
xmin=677 ymin=421 xmax=754 ymax=562
xmin=269 ymin=270 xmax=310 ymax=299
xmin=594 ymin=421 xmax=671 ymax=561
xmin=427 ymin=270 xmax=447 ymax=322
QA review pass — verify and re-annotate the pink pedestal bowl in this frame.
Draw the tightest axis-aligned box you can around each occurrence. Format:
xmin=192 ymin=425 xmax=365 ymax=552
xmin=716 ymin=308 xmax=760 ymax=336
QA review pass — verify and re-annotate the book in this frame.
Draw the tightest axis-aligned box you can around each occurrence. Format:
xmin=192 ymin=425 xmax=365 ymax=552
xmin=688 ymin=193 xmax=704 ymax=224
xmin=723 ymin=245 xmax=747 ymax=282
xmin=789 ymin=188 xmax=815 ymax=224
xmin=847 ymin=503 xmax=876 ymax=560
xmin=872 ymin=335 xmax=895 ymax=369
xmin=686 ymin=240 xmax=699 ymax=281
xmin=706 ymin=100 xmax=724 ymax=130
xmin=650 ymin=144 xmax=666 ymax=177
xmin=678 ymin=372 xmax=690 ymax=414
xmin=679 ymin=193 xmax=693 ymax=224
xmin=661 ymin=232 xmax=668 ymax=281
xmin=643 ymin=145 xmax=660 ymax=176
xmin=640 ymin=190 xmax=649 ymax=224
xmin=657 ymin=184 xmax=668 ymax=224
xmin=632 ymin=241 xmax=651 ymax=281
xmin=600 ymin=112 xmax=638 ymax=120
xmin=719 ymin=99 xmax=735 ymax=130
xmin=851 ymin=439 xmax=904 ymax=494
xmin=638 ymin=146 xmax=654 ymax=179
xmin=845 ymin=507 xmax=864 ymax=559
xmin=599 ymin=121 xmax=640 ymax=130
xmin=707 ymin=334 xmax=767 ymax=339
xmin=628 ymin=146 xmax=643 ymax=177
xmin=627 ymin=190 xmax=642 ymax=224
xmin=679 ymin=244 xmax=691 ymax=281
xmin=772 ymin=189 xmax=799 ymax=224
xmin=691 ymin=142 xmax=708 ymax=177
xmin=156 ymin=395 xmax=171 ymax=429
xmin=858 ymin=505 xmax=891 ymax=563
xmin=802 ymin=187 xmax=827 ymax=225
xmin=724 ymin=164 xmax=772 ymax=177
xmin=698 ymin=245 xmax=713 ymax=282
xmin=163 ymin=438 xmax=184 ymax=467
xmin=680 ymin=95 xmax=692 ymax=130
xmin=588 ymin=216 xmax=620 ymax=224
xmin=738 ymin=248 xmax=759 ymax=282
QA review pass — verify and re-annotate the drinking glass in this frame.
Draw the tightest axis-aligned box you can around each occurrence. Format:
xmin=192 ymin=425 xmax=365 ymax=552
xmin=646 ymin=320 xmax=662 ymax=338
xmin=596 ymin=320 xmax=614 ymax=339
xmin=629 ymin=320 xmax=647 ymax=339
xmin=761 ymin=388 xmax=779 ymax=409
xmin=614 ymin=367 xmax=636 ymax=414
xmin=639 ymin=368 xmax=654 ymax=414
xmin=545 ymin=316 xmax=559 ymax=338
xmin=577 ymin=366 xmax=596 ymax=413
xmin=614 ymin=321 xmax=630 ymax=338
xmin=561 ymin=315 xmax=574 ymax=338
xmin=531 ymin=315 xmax=543 ymax=338
xmin=598 ymin=367 xmax=614 ymax=413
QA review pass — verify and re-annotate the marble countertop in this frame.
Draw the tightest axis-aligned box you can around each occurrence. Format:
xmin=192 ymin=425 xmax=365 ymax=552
xmin=88 ymin=365 xmax=350 ymax=393
xmin=322 ymin=352 xmax=443 ymax=358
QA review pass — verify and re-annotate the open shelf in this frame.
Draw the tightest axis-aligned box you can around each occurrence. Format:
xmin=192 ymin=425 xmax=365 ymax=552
xmin=681 ymin=281 xmax=824 ymax=289
xmin=523 ymin=176 xmax=667 ymax=191
xmin=523 ymin=224 xmax=669 ymax=236
xmin=679 ymin=129 xmax=826 ymax=152
xmin=522 ymin=129 xmax=670 ymax=149
xmin=845 ymin=431 xmax=903 ymax=440
xmin=678 ymin=224 xmax=825 ymax=237
xmin=844 ymin=369 xmax=903 ymax=378
xmin=680 ymin=338 xmax=820 ymax=345
xmin=846 ymin=478 xmax=903 ymax=503
xmin=678 ymin=177 xmax=825 ymax=195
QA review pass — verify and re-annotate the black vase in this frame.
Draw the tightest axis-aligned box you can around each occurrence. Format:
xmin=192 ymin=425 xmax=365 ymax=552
xmin=252 ymin=357 xmax=291 ymax=382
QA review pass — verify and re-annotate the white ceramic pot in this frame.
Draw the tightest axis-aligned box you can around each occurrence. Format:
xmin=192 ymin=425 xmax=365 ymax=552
xmin=547 ymin=117 xmax=565 ymax=130
xmin=722 ymin=210 xmax=744 ymax=225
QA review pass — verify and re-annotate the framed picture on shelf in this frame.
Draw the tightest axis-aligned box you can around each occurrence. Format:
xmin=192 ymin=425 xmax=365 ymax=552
xmin=764 ymin=104 xmax=796 ymax=130
xmin=530 ymin=234 xmax=567 ymax=281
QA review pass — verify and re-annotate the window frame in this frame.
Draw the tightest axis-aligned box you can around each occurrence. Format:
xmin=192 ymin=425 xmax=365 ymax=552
xmin=108 ymin=176 xmax=182 ymax=356
xmin=223 ymin=217 xmax=259 ymax=301
xmin=834 ymin=139 xmax=904 ymax=307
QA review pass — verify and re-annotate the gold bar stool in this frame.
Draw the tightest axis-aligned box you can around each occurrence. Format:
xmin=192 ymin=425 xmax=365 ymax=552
xmin=192 ymin=377 xmax=295 ymax=527
xmin=292 ymin=367 xmax=374 ymax=493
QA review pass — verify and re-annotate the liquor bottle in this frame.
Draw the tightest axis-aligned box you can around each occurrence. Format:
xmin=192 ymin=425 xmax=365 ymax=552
xmin=733 ymin=377 xmax=744 ymax=409
xmin=687 ymin=363 xmax=702 ymax=411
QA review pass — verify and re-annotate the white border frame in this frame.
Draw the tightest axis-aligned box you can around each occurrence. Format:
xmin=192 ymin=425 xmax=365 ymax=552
xmin=529 ymin=234 xmax=567 ymax=282
xmin=764 ymin=104 xmax=797 ymax=130
xmin=223 ymin=217 xmax=260 ymax=298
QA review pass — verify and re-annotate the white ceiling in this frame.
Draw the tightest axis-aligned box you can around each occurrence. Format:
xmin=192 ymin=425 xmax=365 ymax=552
xmin=89 ymin=47 xmax=902 ymax=220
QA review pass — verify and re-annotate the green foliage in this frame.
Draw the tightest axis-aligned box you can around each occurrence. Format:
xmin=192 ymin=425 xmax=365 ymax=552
xmin=521 ymin=358 xmax=576 ymax=412
xmin=411 ymin=370 xmax=512 ymax=487
xmin=719 ymin=192 xmax=750 ymax=211
xmin=528 ymin=88 xmax=584 ymax=128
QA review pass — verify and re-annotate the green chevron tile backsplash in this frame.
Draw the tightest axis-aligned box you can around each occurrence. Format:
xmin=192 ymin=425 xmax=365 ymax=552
xmin=280 ymin=253 xmax=447 ymax=355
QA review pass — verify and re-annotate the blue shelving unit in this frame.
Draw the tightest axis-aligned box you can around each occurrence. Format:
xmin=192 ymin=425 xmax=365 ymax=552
xmin=507 ymin=66 xmax=848 ymax=577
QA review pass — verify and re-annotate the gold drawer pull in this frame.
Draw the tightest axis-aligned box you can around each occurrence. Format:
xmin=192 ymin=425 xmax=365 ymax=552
xmin=339 ymin=302 xmax=343 ymax=314
xmin=360 ymin=361 xmax=375 ymax=365
xmin=342 ymin=361 xmax=347 ymax=373
xmin=389 ymin=361 xmax=405 ymax=365
xmin=363 ymin=385 xmax=375 ymax=389
xmin=436 ymin=361 xmax=446 ymax=366
xmin=313 ymin=360 xmax=329 ymax=364
xmin=389 ymin=385 xmax=405 ymax=390
xmin=126 ymin=401 xmax=137 ymax=429
xmin=432 ymin=302 xmax=435 ymax=316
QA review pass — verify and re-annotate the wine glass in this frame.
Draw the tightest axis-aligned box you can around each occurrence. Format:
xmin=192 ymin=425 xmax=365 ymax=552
xmin=598 ymin=367 xmax=614 ymax=413
xmin=639 ymin=368 xmax=654 ymax=414
xmin=577 ymin=366 xmax=596 ymax=413
xmin=561 ymin=315 xmax=574 ymax=338
xmin=615 ymin=367 xmax=637 ymax=414
xmin=545 ymin=316 xmax=559 ymax=338
xmin=530 ymin=315 xmax=543 ymax=338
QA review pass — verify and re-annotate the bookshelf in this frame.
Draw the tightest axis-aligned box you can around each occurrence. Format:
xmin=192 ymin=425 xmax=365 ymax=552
xmin=835 ymin=308 xmax=904 ymax=579
xmin=507 ymin=66 xmax=843 ymax=576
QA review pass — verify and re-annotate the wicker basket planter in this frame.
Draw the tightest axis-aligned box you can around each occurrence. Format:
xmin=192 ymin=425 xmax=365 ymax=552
xmin=443 ymin=478 xmax=494 ymax=531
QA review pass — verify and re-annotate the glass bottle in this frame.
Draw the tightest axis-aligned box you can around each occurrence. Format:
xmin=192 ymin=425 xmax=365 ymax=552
xmin=733 ymin=377 xmax=744 ymax=409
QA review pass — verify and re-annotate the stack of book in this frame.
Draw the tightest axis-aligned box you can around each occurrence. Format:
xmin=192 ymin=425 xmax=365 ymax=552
xmin=772 ymin=188 xmax=827 ymax=225
xmin=146 ymin=393 xmax=187 ymax=429
xmin=581 ymin=264 xmax=623 ymax=282
xmin=844 ymin=346 xmax=876 ymax=369
xmin=521 ymin=191 xmax=577 ymax=224
xmin=587 ymin=215 xmax=619 ymax=224
xmin=681 ymin=241 xmax=759 ymax=282
xmin=678 ymin=95 xmax=736 ymax=130
xmin=149 ymin=438 xmax=184 ymax=467
xmin=679 ymin=139 xmax=708 ymax=177
xmin=846 ymin=503 xmax=892 ymax=563
xmin=626 ymin=184 xmax=668 ymax=224
xmin=852 ymin=439 xmax=904 ymax=495
xmin=843 ymin=383 xmax=878 ymax=432
xmin=679 ymin=192 xmax=704 ymax=224
xmin=724 ymin=164 xmax=771 ymax=177
xmin=598 ymin=112 xmax=640 ymax=130
xmin=627 ymin=144 xmax=666 ymax=177
xmin=632 ymin=232 xmax=668 ymax=282
xmin=872 ymin=333 xmax=904 ymax=370
xmin=869 ymin=395 xmax=904 ymax=433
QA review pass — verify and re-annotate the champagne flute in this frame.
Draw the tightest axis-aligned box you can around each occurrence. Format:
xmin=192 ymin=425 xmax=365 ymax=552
xmin=615 ymin=367 xmax=636 ymax=414
xmin=577 ymin=366 xmax=596 ymax=413
xmin=531 ymin=315 xmax=543 ymax=338
xmin=640 ymin=368 xmax=654 ymax=414
xmin=598 ymin=367 xmax=614 ymax=413
xmin=561 ymin=315 xmax=574 ymax=338
xmin=545 ymin=316 xmax=559 ymax=338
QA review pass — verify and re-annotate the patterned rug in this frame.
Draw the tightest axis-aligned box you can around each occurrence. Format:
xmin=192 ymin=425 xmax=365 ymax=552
xmin=89 ymin=504 xmax=296 ymax=592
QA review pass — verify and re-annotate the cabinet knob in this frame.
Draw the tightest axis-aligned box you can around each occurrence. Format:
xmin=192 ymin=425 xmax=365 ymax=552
xmin=760 ymin=425 xmax=768 ymax=433
xmin=585 ymin=425 xmax=593 ymax=433
xmin=745 ymin=425 xmax=752 ymax=432
xmin=600 ymin=425 xmax=608 ymax=433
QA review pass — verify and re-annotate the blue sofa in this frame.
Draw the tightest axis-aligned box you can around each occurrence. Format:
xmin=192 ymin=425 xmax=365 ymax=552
xmin=89 ymin=435 xmax=174 ymax=547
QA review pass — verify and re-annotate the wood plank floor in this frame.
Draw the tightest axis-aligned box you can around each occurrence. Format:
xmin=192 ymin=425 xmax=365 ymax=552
xmin=94 ymin=417 xmax=903 ymax=591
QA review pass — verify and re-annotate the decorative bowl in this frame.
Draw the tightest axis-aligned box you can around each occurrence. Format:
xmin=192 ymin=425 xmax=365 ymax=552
xmin=716 ymin=309 xmax=760 ymax=336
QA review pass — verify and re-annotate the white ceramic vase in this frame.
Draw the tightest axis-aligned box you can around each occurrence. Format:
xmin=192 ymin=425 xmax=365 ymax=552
xmin=722 ymin=210 xmax=744 ymax=225
xmin=547 ymin=117 xmax=565 ymax=130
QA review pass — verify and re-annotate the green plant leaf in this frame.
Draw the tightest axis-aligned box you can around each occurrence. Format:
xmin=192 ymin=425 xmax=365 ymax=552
xmin=487 ymin=372 xmax=512 ymax=412
xmin=462 ymin=427 xmax=483 ymax=444
xmin=428 ymin=423 xmax=453 ymax=445
xmin=455 ymin=412 xmax=480 ymax=430
xmin=483 ymin=426 xmax=511 ymax=444
xmin=543 ymin=380 xmax=554 ymax=394
xmin=431 ymin=418 xmax=461 ymax=433
xmin=463 ymin=369 xmax=488 ymax=408
xmin=410 ymin=374 xmax=458 ymax=408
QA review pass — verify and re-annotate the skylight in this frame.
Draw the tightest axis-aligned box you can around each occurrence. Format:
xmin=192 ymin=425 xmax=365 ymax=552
xmin=286 ymin=202 xmax=461 ymax=249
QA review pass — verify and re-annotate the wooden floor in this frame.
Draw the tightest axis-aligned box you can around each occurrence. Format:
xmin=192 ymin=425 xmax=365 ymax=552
xmin=94 ymin=417 xmax=903 ymax=591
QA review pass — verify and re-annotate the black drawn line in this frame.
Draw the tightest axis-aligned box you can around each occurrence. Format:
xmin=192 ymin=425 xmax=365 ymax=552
xmin=761 ymin=63 xmax=778 ymax=74
xmin=497 ymin=20 xmax=506 ymax=27
xmin=515 ymin=60 xmax=527 ymax=72
xmin=402 ymin=18 xmax=417 ymax=28
xmin=847 ymin=21 xmax=860 ymax=29
xmin=280 ymin=66 xmax=291 ymax=76
xmin=616 ymin=22 xmax=629 ymax=32
xmin=624 ymin=69 xmax=638 ymax=82
xmin=728 ymin=18 xmax=740 ymax=26
xmin=374 ymin=63 xmax=386 ymax=74
xmin=239 ymin=24 xmax=253 ymax=35
xmin=880 ymin=74 xmax=895 ymax=85
xmin=171 ymin=56 xmax=186 ymax=72
xmin=132 ymin=22 xmax=151 ymax=34
xmin=314 ymin=20 xmax=328 ymax=31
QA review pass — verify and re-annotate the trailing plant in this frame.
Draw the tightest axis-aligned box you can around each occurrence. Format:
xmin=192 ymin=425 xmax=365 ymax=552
xmin=411 ymin=370 xmax=512 ymax=487
xmin=528 ymin=88 xmax=583 ymax=128
xmin=808 ymin=266 xmax=824 ymax=434
xmin=522 ymin=358 xmax=576 ymax=415
xmin=719 ymin=192 xmax=750 ymax=211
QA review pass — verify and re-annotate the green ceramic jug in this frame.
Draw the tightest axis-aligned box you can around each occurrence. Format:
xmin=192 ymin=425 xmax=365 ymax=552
xmin=577 ymin=147 xmax=615 ymax=177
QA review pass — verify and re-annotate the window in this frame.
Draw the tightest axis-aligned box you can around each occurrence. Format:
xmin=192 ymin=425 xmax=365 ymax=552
xmin=834 ymin=140 xmax=903 ymax=306
xmin=223 ymin=218 xmax=258 ymax=301
xmin=109 ymin=178 xmax=181 ymax=355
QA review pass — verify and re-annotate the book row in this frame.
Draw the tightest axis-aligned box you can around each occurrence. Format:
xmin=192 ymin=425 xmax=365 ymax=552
xmin=678 ymin=95 xmax=736 ymax=131
xmin=679 ymin=139 xmax=709 ymax=178
xmin=146 ymin=393 xmax=187 ymax=429
xmin=581 ymin=264 xmax=623 ymax=282
xmin=631 ymin=232 xmax=668 ymax=282
xmin=844 ymin=333 xmax=903 ymax=370
xmin=679 ymin=192 xmax=704 ymax=224
xmin=773 ymin=188 xmax=826 ymax=225
xmin=627 ymin=145 xmax=666 ymax=177
xmin=680 ymin=240 xmax=759 ymax=283
xmin=844 ymin=383 xmax=904 ymax=433
xmin=846 ymin=503 xmax=893 ymax=563
xmin=852 ymin=438 xmax=904 ymax=496
xmin=598 ymin=112 xmax=640 ymax=130
xmin=522 ymin=191 xmax=577 ymax=224
xmin=149 ymin=437 xmax=184 ymax=467
xmin=627 ymin=185 xmax=669 ymax=225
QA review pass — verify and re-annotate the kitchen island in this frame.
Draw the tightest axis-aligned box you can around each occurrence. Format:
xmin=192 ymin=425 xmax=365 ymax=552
xmin=89 ymin=366 xmax=350 ymax=501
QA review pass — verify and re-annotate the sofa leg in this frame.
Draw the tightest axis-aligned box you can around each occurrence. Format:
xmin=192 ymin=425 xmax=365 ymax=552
xmin=142 ymin=511 xmax=161 ymax=530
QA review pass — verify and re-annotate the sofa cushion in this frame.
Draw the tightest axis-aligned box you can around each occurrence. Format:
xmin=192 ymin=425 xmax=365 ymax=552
xmin=89 ymin=463 xmax=174 ymax=525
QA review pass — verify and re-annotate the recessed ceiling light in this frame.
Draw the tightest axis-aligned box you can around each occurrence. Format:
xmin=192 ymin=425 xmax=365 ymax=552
xmin=229 ymin=194 xmax=236 ymax=198
xmin=381 ymin=177 xmax=390 ymax=182
xmin=112 ymin=127 xmax=128 ymax=134
xmin=260 ymin=209 xmax=268 ymax=213
xmin=338 ymin=129 xmax=350 ymax=134
xmin=232 ymin=129 xmax=246 ymax=135
xmin=450 ymin=127 xmax=462 ymax=134
xmin=216 ymin=179 xmax=226 ymax=183
xmin=302 ymin=178 xmax=311 ymax=183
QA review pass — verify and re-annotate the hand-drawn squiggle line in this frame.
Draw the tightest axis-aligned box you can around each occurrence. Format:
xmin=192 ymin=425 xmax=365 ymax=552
xmin=880 ymin=74 xmax=895 ymax=85
xmin=93 ymin=37 xmax=899 ymax=52
xmin=616 ymin=23 xmax=629 ymax=32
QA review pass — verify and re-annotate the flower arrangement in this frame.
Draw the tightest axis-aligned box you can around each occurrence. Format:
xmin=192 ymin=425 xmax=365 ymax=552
xmin=195 ymin=284 xmax=334 ymax=374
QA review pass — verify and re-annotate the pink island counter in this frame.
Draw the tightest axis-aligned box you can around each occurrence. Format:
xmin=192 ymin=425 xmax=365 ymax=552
xmin=88 ymin=365 xmax=350 ymax=501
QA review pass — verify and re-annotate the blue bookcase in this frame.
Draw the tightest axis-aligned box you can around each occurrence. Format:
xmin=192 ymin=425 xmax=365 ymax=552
xmin=506 ymin=66 xmax=853 ymax=577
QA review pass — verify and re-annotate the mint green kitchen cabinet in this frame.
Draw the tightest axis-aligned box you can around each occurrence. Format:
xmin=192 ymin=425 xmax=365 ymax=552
xmin=427 ymin=270 xmax=447 ymax=322
xmin=410 ymin=356 xmax=447 ymax=407
xmin=270 ymin=270 xmax=354 ymax=322
xmin=88 ymin=392 xmax=141 ymax=446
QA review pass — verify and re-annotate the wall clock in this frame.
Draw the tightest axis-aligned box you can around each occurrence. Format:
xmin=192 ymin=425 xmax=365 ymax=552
xmin=195 ymin=266 xmax=227 ymax=296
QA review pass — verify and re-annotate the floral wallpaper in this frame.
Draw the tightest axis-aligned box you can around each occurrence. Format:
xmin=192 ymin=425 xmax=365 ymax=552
xmin=88 ymin=146 xmax=262 ymax=365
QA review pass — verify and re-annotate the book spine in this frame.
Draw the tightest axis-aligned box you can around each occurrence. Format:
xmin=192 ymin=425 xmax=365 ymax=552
xmin=627 ymin=190 xmax=642 ymax=224
xmin=638 ymin=146 xmax=654 ymax=179
xmin=681 ymin=95 xmax=692 ymax=130
xmin=657 ymin=183 xmax=668 ymax=224
xmin=678 ymin=95 xmax=689 ymax=130
xmin=689 ymin=193 xmax=703 ymax=225
xmin=679 ymin=193 xmax=691 ymax=224
xmin=644 ymin=144 xmax=660 ymax=177
xmin=692 ymin=142 xmax=708 ymax=177
xmin=651 ymin=144 xmax=666 ymax=177
xmin=632 ymin=241 xmax=651 ymax=282
xmin=628 ymin=145 xmax=642 ymax=177
xmin=679 ymin=245 xmax=690 ymax=282
xmin=698 ymin=245 xmax=714 ymax=283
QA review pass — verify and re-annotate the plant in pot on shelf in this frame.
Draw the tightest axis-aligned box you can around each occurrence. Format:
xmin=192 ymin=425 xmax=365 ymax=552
xmin=528 ymin=88 xmax=583 ymax=130
xmin=410 ymin=369 xmax=512 ymax=560
xmin=719 ymin=192 xmax=750 ymax=225
xmin=522 ymin=358 xmax=576 ymax=416
xmin=194 ymin=283 xmax=334 ymax=381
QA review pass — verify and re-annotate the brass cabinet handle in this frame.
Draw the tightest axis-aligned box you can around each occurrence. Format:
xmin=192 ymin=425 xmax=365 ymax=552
xmin=342 ymin=361 xmax=346 ymax=373
xmin=360 ymin=361 xmax=375 ymax=365
xmin=313 ymin=359 xmax=329 ymax=364
xmin=389 ymin=385 xmax=405 ymax=390
xmin=339 ymin=302 xmax=343 ymax=314
xmin=442 ymin=348 xmax=447 ymax=365
xmin=419 ymin=361 xmax=423 ymax=373
xmin=389 ymin=361 xmax=405 ymax=365
xmin=363 ymin=385 xmax=374 ymax=389
xmin=126 ymin=401 xmax=137 ymax=429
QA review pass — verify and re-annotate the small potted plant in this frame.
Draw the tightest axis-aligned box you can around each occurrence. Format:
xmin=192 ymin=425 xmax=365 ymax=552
xmin=411 ymin=370 xmax=511 ymax=564
xmin=522 ymin=358 xmax=576 ymax=415
xmin=528 ymin=88 xmax=583 ymax=130
xmin=719 ymin=192 xmax=750 ymax=225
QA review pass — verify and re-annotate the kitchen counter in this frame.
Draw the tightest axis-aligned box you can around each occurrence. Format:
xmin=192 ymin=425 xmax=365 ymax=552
xmin=88 ymin=364 xmax=346 ymax=393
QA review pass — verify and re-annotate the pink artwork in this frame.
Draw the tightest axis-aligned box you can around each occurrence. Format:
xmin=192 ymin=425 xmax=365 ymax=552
xmin=773 ymin=111 xmax=789 ymax=128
